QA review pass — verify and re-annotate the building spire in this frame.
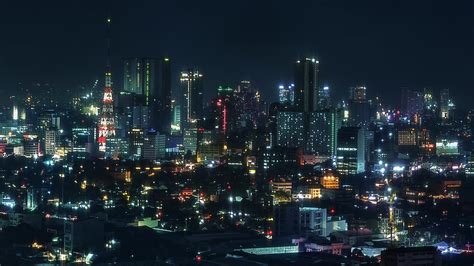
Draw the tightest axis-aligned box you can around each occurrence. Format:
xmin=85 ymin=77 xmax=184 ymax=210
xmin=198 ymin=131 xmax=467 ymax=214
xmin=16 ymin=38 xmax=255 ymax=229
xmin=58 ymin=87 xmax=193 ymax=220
xmin=106 ymin=16 xmax=112 ymax=70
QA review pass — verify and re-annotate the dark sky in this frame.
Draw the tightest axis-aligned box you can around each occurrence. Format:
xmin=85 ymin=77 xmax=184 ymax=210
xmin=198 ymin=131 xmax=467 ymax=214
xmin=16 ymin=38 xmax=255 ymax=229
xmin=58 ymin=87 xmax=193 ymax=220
xmin=0 ymin=0 xmax=473 ymax=107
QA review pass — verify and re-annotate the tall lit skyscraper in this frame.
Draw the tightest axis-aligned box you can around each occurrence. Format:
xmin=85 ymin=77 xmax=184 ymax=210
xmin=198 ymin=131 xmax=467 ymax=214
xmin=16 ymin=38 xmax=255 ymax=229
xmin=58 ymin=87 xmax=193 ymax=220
xmin=123 ymin=58 xmax=158 ymax=106
xmin=278 ymin=84 xmax=294 ymax=104
xmin=306 ymin=109 xmax=340 ymax=156
xmin=156 ymin=57 xmax=172 ymax=134
xmin=180 ymin=70 xmax=203 ymax=129
xmin=294 ymin=58 xmax=320 ymax=112
xmin=276 ymin=111 xmax=305 ymax=148
xmin=439 ymin=88 xmax=450 ymax=120
xmin=336 ymin=127 xmax=365 ymax=175
xmin=98 ymin=17 xmax=116 ymax=156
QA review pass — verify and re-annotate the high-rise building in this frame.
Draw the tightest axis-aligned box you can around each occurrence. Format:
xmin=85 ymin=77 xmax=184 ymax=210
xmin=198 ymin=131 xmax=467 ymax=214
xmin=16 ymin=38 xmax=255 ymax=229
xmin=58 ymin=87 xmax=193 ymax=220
xmin=401 ymin=88 xmax=424 ymax=118
xmin=276 ymin=111 xmax=305 ymax=148
xmin=336 ymin=127 xmax=365 ymax=175
xmin=123 ymin=58 xmax=158 ymax=106
xmin=349 ymin=86 xmax=367 ymax=102
xmin=128 ymin=128 xmax=144 ymax=159
xmin=278 ymin=84 xmax=294 ymax=105
xmin=306 ymin=109 xmax=340 ymax=156
xmin=439 ymin=88 xmax=450 ymax=120
xmin=348 ymin=86 xmax=370 ymax=127
xmin=156 ymin=57 xmax=172 ymax=133
xmin=294 ymin=58 xmax=320 ymax=112
xmin=45 ymin=128 xmax=60 ymax=156
xmin=233 ymin=81 xmax=260 ymax=129
xmin=143 ymin=129 xmax=160 ymax=161
xmin=180 ymin=70 xmax=204 ymax=129
xmin=318 ymin=86 xmax=330 ymax=109
xmin=98 ymin=17 xmax=116 ymax=156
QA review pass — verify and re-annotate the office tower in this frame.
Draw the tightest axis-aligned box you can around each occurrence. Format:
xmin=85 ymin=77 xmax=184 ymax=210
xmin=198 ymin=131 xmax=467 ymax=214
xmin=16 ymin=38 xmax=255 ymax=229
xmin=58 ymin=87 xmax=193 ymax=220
xmin=349 ymin=86 xmax=366 ymax=102
xmin=336 ymin=127 xmax=365 ymax=175
xmin=435 ymin=137 xmax=459 ymax=156
xmin=72 ymin=127 xmax=95 ymax=159
xmin=45 ymin=128 xmax=60 ymax=156
xmin=183 ymin=122 xmax=198 ymax=156
xmin=180 ymin=70 xmax=204 ymax=128
xmin=348 ymin=86 xmax=370 ymax=127
xmin=123 ymin=58 xmax=158 ymax=106
xmin=401 ymin=88 xmax=424 ymax=119
xmin=171 ymin=100 xmax=181 ymax=134
xmin=278 ymin=84 xmax=294 ymax=105
xmin=156 ymin=57 xmax=172 ymax=134
xmin=397 ymin=128 xmax=417 ymax=146
xmin=439 ymin=88 xmax=450 ymax=120
xmin=306 ymin=109 xmax=340 ymax=156
xmin=318 ymin=86 xmax=330 ymax=109
xmin=294 ymin=58 xmax=320 ymax=112
xmin=233 ymin=81 xmax=260 ymax=129
xmin=98 ymin=17 xmax=116 ymax=156
xmin=143 ymin=129 xmax=160 ymax=161
xmin=22 ymin=133 xmax=39 ymax=158
xmin=276 ymin=111 xmax=305 ymax=148
xmin=128 ymin=128 xmax=144 ymax=159
xmin=213 ymin=85 xmax=234 ymax=134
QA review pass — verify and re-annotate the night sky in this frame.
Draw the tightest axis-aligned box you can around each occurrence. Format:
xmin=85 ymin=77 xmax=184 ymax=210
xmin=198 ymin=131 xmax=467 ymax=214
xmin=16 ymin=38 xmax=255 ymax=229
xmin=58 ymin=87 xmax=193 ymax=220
xmin=0 ymin=0 xmax=473 ymax=107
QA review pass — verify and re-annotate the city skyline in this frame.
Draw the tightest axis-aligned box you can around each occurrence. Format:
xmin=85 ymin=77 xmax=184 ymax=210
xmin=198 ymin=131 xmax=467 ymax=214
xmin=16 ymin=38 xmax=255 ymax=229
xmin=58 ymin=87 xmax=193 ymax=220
xmin=0 ymin=0 xmax=473 ymax=107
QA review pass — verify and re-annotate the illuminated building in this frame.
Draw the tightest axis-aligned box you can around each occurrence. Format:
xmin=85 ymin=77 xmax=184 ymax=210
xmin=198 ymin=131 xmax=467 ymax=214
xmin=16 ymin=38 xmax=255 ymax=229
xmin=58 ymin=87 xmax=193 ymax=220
xmin=143 ymin=129 xmax=160 ymax=160
xmin=233 ymin=81 xmax=260 ymax=129
xmin=439 ymin=88 xmax=450 ymax=120
xmin=306 ymin=109 xmax=340 ymax=156
xmin=155 ymin=57 xmax=172 ymax=134
xmin=22 ymin=133 xmax=39 ymax=158
xmin=320 ymin=174 xmax=340 ymax=189
xmin=435 ymin=137 xmax=459 ymax=156
xmin=466 ymin=155 xmax=474 ymax=177
xmin=401 ymin=88 xmax=424 ymax=119
xmin=273 ymin=204 xmax=327 ymax=238
xmin=397 ymin=128 xmax=417 ymax=146
xmin=123 ymin=57 xmax=158 ymax=106
xmin=348 ymin=86 xmax=370 ymax=127
xmin=128 ymin=128 xmax=144 ymax=159
xmin=44 ymin=127 xmax=60 ymax=156
xmin=278 ymin=84 xmax=294 ymax=104
xmin=71 ymin=127 xmax=95 ymax=159
xmin=294 ymin=58 xmax=320 ymax=112
xmin=318 ymin=85 xmax=330 ymax=109
xmin=98 ymin=17 xmax=116 ymax=156
xmin=336 ymin=127 xmax=365 ymax=175
xmin=183 ymin=122 xmax=198 ymax=155
xmin=180 ymin=70 xmax=203 ymax=129
xmin=276 ymin=111 xmax=305 ymax=148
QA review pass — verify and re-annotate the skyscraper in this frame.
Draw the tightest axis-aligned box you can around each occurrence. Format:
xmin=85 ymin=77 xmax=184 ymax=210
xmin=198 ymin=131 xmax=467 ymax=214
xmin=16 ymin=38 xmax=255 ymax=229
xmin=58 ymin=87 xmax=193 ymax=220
xmin=180 ymin=70 xmax=203 ymax=129
xmin=401 ymin=88 xmax=424 ymax=119
xmin=336 ymin=127 xmax=365 ymax=175
xmin=98 ymin=17 xmax=116 ymax=156
xmin=439 ymin=88 xmax=450 ymax=120
xmin=306 ymin=109 xmax=340 ymax=156
xmin=276 ymin=111 xmax=305 ymax=148
xmin=348 ymin=86 xmax=370 ymax=127
xmin=123 ymin=57 xmax=158 ymax=106
xmin=294 ymin=58 xmax=320 ymax=112
xmin=156 ymin=57 xmax=172 ymax=134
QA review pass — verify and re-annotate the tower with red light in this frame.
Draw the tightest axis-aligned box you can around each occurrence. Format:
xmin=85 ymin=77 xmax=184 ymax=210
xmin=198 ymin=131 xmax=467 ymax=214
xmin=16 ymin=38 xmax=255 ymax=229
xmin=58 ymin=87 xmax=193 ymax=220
xmin=98 ymin=17 xmax=116 ymax=156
